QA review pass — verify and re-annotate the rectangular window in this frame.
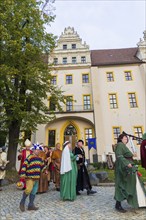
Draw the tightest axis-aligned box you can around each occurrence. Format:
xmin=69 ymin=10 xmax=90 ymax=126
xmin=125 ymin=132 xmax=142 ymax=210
xmin=113 ymin=127 xmax=121 ymax=142
xmin=82 ymin=74 xmax=89 ymax=83
xmin=53 ymin=58 xmax=58 ymax=65
xmin=66 ymin=96 xmax=73 ymax=112
xmin=51 ymin=76 xmax=57 ymax=85
xmin=134 ymin=126 xmax=143 ymax=145
xmin=125 ymin=71 xmax=132 ymax=81
xmin=66 ymin=75 xmax=72 ymax=84
xmin=106 ymin=72 xmax=114 ymax=82
xmin=81 ymin=56 xmax=86 ymax=63
xmin=85 ymin=128 xmax=93 ymax=146
xmin=83 ymin=95 xmax=91 ymax=110
xmin=63 ymin=57 xmax=67 ymax=64
xmin=49 ymin=96 xmax=56 ymax=111
xmin=72 ymin=44 xmax=76 ymax=49
xmin=48 ymin=130 xmax=56 ymax=147
xmin=63 ymin=44 xmax=67 ymax=50
xmin=72 ymin=57 xmax=77 ymax=64
xmin=128 ymin=93 xmax=138 ymax=108
xmin=109 ymin=93 xmax=118 ymax=109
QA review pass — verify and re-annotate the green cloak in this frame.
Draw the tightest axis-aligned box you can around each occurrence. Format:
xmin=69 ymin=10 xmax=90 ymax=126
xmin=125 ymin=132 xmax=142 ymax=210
xmin=114 ymin=142 xmax=139 ymax=208
xmin=60 ymin=152 xmax=77 ymax=201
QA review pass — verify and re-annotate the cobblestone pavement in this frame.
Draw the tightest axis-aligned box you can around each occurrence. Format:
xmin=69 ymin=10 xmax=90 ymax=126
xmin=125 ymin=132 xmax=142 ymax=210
xmin=0 ymin=183 xmax=146 ymax=220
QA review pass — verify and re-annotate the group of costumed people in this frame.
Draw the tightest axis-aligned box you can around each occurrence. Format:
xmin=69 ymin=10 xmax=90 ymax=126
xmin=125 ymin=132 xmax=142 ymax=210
xmin=7 ymin=132 xmax=146 ymax=212
xmin=18 ymin=139 xmax=97 ymax=211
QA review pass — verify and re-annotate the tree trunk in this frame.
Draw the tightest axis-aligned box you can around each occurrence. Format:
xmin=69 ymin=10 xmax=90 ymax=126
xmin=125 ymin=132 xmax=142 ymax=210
xmin=7 ymin=120 xmax=21 ymax=170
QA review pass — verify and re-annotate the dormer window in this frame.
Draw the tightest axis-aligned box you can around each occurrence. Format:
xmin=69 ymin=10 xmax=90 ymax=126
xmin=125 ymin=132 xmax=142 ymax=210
xmin=72 ymin=44 xmax=76 ymax=49
xmin=63 ymin=44 xmax=67 ymax=50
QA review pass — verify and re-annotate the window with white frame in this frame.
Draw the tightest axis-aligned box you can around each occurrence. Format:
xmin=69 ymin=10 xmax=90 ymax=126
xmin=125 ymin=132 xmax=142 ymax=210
xmin=81 ymin=56 xmax=86 ymax=63
xmin=63 ymin=44 xmax=67 ymax=50
xmin=125 ymin=71 xmax=132 ymax=81
xmin=106 ymin=72 xmax=114 ymax=82
xmin=85 ymin=128 xmax=93 ymax=145
xmin=51 ymin=76 xmax=57 ymax=85
xmin=134 ymin=126 xmax=143 ymax=145
xmin=62 ymin=57 xmax=67 ymax=64
xmin=72 ymin=44 xmax=76 ymax=49
xmin=72 ymin=57 xmax=77 ymax=64
xmin=113 ymin=127 xmax=121 ymax=142
xmin=109 ymin=93 xmax=118 ymax=109
xmin=66 ymin=75 xmax=72 ymax=84
xmin=128 ymin=93 xmax=138 ymax=108
xmin=82 ymin=74 xmax=89 ymax=83
xmin=53 ymin=58 xmax=58 ymax=65
xmin=83 ymin=95 xmax=91 ymax=110
xmin=66 ymin=96 xmax=73 ymax=111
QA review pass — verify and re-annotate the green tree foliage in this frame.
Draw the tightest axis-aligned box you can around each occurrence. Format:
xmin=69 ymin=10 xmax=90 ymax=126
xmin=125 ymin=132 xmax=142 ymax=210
xmin=0 ymin=0 xmax=65 ymax=169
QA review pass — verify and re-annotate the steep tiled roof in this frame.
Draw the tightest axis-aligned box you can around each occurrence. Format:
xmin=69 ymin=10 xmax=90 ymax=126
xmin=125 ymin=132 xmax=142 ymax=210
xmin=91 ymin=47 xmax=142 ymax=66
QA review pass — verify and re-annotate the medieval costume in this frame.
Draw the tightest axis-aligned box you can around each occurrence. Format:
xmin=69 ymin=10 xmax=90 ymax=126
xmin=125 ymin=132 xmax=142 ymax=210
xmin=37 ymin=149 xmax=48 ymax=193
xmin=51 ymin=143 xmax=62 ymax=191
xmin=140 ymin=133 xmax=146 ymax=169
xmin=18 ymin=139 xmax=32 ymax=189
xmin=74 ymin=140 xmax=97 ymax=195
xmin=114 ymin=134 xmax=146 ymax=213
xmin=60 ymin=141 xmax=77 ymax=201
xmin=0 ymin=146 xmax=9 ymax=191
xmin=19 ymin=143 xmax=46 ymax=212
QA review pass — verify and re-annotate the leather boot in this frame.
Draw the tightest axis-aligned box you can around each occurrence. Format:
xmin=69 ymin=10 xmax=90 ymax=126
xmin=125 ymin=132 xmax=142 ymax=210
xmin=28 ymin=194 xmax=39 ymax=211
xmin=115 ymin=201 xmax=127 ymax=213
xmin=19 ymin=192 xmax=28 ymax=212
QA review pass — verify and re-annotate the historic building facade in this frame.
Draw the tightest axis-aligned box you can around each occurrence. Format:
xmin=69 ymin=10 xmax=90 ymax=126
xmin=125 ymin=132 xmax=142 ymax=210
xmin=33 ymin=27 xmax=146 ymax=162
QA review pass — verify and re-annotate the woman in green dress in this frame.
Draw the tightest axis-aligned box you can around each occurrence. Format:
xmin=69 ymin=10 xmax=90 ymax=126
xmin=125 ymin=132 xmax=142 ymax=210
xmin=114 ymin=133 xmax=146 ymax=212
xmin=60 ymin=141 xmax=81 ymax=201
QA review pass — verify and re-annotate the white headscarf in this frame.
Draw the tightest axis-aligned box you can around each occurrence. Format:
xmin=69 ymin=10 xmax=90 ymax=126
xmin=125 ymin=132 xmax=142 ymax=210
xmin=60 ymin=141 xmax=72 ymax=175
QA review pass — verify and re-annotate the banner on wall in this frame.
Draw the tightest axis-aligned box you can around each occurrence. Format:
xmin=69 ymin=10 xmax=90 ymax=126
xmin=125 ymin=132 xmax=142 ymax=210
xmin=88 ymin=138 xmax=96 ymax=150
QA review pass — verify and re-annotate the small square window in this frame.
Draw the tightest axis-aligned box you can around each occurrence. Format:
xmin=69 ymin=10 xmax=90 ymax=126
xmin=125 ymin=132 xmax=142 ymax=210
xmin=106 ymin=72 xmax=114 ymax=82
xmin=125 ymin=71 xmax=132 ymax=81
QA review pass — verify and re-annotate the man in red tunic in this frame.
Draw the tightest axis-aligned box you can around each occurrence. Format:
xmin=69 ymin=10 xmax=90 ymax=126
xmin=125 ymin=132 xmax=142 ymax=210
xmin=18 ymin=139 xmax=32 ymax=189
xmin=140 ymin=133 xmax=146 ymax=169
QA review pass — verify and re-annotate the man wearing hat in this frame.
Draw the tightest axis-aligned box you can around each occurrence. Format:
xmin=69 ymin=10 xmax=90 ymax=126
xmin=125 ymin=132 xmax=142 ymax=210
xmin=19 ymin=143 xmax=47 ymax=212
xmin=18 ymin=139 xmax=32 ymax=189
xmin=140 ymin=133 xmax=146 ymax=169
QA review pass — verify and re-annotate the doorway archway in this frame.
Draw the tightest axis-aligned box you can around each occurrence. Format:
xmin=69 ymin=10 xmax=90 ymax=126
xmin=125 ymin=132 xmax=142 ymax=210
xmin=64 ymin=124 xmax=77 ymax=149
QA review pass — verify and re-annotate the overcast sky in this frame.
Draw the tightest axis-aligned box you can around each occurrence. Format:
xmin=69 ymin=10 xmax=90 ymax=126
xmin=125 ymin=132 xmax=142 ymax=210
xmin=46 ymin=0 xmax=146 ymax=50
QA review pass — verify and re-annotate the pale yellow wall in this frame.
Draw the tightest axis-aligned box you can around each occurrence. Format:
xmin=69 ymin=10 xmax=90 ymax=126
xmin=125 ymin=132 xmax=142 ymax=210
xmin=91 ymin=64 xmax=145 ymax=161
